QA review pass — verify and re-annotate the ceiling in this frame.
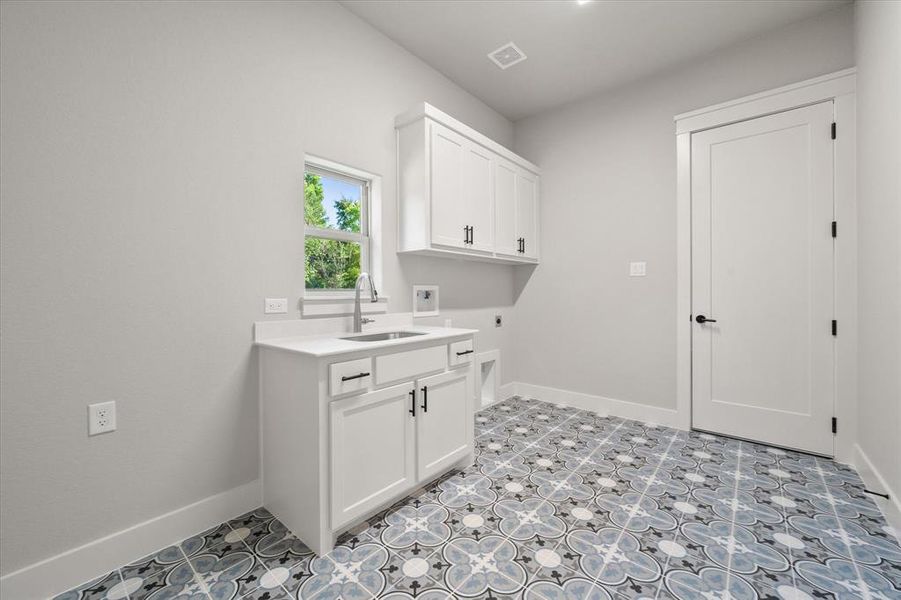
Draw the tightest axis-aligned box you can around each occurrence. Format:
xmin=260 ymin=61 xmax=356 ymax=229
xmin=339 ymin=0 xmax=849 ymax=120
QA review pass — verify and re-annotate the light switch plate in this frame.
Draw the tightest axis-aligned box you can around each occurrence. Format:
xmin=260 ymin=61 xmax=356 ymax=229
xmin=630 ymin=262 xmax=647 ymax=277
xmin=264 ymin=298 xmax=288 ymax=314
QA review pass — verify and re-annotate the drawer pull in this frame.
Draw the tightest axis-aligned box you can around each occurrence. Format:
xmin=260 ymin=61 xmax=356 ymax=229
xmin=455 ymin=349 xmax=474 ymax=356
xmin=341 ymin=372 xmax=370 ymax=382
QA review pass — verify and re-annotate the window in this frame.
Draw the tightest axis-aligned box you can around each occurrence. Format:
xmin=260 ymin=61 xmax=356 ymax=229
xmin=304 ymin=158 xmax=371 ymax=292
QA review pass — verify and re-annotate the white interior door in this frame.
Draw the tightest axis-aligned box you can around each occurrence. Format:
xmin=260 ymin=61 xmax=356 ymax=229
xmin=691 ymin=101 xmax=835 ymax=456
xmin=430 ymin=123 xmax=468 ymax=249
xmin=416 ymin=369 xmax=472 ymax=481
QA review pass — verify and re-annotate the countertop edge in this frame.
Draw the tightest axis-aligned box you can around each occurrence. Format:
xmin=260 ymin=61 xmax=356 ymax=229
xmin=254 ymin=327 xmax=478 ymax=358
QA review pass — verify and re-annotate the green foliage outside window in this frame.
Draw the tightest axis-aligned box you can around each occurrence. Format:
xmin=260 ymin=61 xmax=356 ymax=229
xmin=304 ymin=172 xmax=363 ymax=289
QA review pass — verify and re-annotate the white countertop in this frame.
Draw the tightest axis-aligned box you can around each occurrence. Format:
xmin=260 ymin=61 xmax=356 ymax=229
xmin=254 ymin=325 xmax=477 ymax=358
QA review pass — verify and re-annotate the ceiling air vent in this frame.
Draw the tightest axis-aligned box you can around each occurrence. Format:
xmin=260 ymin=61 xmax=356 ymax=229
xmin=488 ymin=42 xmax=527 ymax=70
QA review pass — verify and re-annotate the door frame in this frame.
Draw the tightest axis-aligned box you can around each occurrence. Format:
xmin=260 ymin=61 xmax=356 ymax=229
xmin=674 ymin=68 xmax=857 ymax=462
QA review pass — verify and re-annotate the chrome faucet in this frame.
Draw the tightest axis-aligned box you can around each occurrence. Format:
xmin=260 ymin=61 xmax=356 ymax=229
xmin=353 ymin=272 xmax=379 ymax=333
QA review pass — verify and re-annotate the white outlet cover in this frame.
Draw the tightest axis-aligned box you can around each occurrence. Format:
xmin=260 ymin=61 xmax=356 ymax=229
xmin=264 ymin=298 xmax=288 ymax=314
xmin=630 ymin=262 xmax=647 ymax=277
xmin=88 ymin=401 xmax=117 ymax=436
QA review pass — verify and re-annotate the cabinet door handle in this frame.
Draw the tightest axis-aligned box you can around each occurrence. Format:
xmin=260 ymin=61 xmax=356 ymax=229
xmin=463 ymin=225 xmax=469 ymax=244
xmin=470 ymin=226 xmax=474 ymax=245
xmin=522 ymin=238 xmax=526 ymax=254
xmin=421 ymin=386 xmax=428 ymax=412
xmin=341 ymin=372 xmax=370 ymax=382
xmin=409 ymin=389 xmax=416 ymax=416
xmin=456 ymin=349 xmax=474 ymax=356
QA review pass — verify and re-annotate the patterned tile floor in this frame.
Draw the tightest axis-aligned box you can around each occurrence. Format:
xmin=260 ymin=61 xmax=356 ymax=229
xmin=56 ymin=396 xmax=901 ymax=600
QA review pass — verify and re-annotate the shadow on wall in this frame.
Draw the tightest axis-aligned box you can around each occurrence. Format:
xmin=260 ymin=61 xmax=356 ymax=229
xmin=398 ymin=254 xmax=531 ymax=310
xmin=513 ymin=264 xmax=537 ymax=303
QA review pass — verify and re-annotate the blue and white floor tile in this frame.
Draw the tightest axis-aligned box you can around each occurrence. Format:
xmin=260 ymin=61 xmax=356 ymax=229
xmin=55 ymin=397 xmax=901 ymax=600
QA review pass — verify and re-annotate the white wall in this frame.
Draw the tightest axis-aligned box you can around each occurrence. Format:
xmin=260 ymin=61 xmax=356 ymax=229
xmin=512 ymin=6 xmax=854 ymax=411
xmin=854 ymin=0 xmax=901 ymax=526
xmin=0 ymin=0 xmax=516 ymax=575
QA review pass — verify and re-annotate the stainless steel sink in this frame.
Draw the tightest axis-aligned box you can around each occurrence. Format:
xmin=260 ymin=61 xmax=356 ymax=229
xmin=340 ymin=331 xmax=427 ymax=342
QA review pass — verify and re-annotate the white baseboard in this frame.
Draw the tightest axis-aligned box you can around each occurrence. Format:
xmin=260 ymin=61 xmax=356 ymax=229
xmin=852 ymin=444 xmax=901 ymax=543
xmin=0 ymin=480 xmax=262 ymax=600
xmin=504 ymin=381 xmax=684 ymax=429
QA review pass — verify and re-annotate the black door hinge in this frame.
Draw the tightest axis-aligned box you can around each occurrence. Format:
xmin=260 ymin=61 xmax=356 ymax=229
xmin=832 ymin=417 xmax=837 ymax=434
xmin=832 ymin=320 xmax=837 ymax=336
xmin=832 ymin=221 xmax=837 ymax=238
xmin=831 ymin=122 xmax=837 ymax=140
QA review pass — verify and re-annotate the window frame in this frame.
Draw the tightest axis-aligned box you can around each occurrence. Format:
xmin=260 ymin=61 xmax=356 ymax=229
xmin=303 ymin=155 xmax=382 ymax=301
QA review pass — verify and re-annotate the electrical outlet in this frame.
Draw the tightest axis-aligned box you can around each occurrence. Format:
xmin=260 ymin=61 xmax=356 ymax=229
xmin=264 ymin=298 xmax=288 ymax=314
xmin=629 ymin=261 xmax=647 ymax=277
xmin=88 ymin=401 xmax=116 ymax=436
xmin=495 ymin=314 xmax=503 ymax=327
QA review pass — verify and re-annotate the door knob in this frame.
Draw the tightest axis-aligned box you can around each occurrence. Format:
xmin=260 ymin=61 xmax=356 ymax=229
xmin=695 ymin=315 xmax=717 ymax=323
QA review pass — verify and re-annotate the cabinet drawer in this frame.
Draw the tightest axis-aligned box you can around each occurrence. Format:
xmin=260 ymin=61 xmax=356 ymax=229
xmin=375 ymin=345 xmax=446 ymax=385
xmin=329 ymin=357 xmax=373 ymax=396
xmin=449 ymin=339 xmax=474 ymax=366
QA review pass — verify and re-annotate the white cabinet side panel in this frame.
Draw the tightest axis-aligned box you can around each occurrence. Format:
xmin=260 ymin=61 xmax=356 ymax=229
xmin=397 ymin=120 xmax=429 ymax=252
xmin=260 ymin=349 xmax=321 ymax=550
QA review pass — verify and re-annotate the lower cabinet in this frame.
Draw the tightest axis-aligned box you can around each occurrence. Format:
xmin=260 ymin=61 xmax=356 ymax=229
xmin=416 ymin=369 xmax=472 ymax=481
xmin=329 ymin=368 xmax=472 ymax=530
xmin=260 ymin=335 xmax=476 ymax=556
xmin=330 ymin=382 xmax=417 ymax=530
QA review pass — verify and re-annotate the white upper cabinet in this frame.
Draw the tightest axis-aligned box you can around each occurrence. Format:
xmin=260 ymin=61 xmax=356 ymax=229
xmin=397 ymin=103 xmax=539 ymax=264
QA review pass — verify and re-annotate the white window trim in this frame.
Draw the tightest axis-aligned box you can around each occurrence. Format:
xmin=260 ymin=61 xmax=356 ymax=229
xmin=302 ymin=154 xmax=385 ymax=316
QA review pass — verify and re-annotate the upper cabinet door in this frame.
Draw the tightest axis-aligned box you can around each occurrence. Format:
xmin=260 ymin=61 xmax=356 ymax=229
xmin=465 ymin=142 xmax=494 ymax=253
xmin=516 ymin=170 xmax=539 ymax=260
xmin=430 ymin=123 xmax=468 ymax=249
xmin=494 ymin=159 xmax=519 ymax=257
